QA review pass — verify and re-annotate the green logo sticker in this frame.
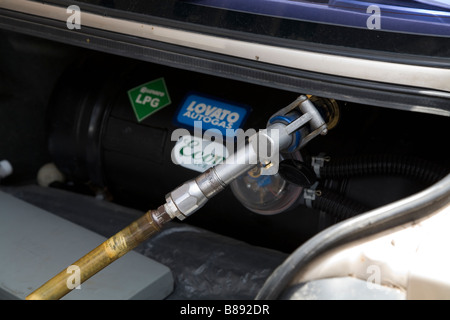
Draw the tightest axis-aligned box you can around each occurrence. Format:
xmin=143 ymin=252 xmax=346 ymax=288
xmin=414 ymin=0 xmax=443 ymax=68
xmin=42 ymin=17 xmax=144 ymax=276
xmin=127 ymin=78 xmax=171 ymax=122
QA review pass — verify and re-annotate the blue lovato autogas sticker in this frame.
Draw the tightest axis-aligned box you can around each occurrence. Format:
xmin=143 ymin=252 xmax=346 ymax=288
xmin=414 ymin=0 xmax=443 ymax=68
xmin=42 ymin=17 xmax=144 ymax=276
xmin=175 ymin=93 xmax=250 ymax=137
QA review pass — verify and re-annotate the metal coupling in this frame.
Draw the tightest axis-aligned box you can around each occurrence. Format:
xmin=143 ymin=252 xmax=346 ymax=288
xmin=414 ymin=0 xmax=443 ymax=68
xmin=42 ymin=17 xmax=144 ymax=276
xmin=164 ymin=167 xmax=227 ymax=220
xmin=165 ymin=179 xmax=208 ymax=221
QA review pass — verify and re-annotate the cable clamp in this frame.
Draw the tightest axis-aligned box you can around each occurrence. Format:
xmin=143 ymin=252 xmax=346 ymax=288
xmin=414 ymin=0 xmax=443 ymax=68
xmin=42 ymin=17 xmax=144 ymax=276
xmin=304 ymin=181 xmax=320 ymax=208
xmin=311 ymin=153 xmax=329 ymax=178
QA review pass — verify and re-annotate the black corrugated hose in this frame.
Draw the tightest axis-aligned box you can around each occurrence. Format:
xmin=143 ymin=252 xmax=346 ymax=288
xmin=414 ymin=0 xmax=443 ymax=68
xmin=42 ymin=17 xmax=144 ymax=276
xmin=303 ymin=154 xmax=449 ymax=222
xmin=319 ymin=154 xmax=448 ymax=186
xmin=310 ymin=188 xmax=369 ymax=221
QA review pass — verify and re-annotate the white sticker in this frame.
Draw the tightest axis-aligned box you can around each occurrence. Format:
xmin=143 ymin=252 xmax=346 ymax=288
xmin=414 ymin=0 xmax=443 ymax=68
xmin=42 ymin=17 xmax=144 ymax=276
xmin=171 ymin=135 xmax=229 ymax=172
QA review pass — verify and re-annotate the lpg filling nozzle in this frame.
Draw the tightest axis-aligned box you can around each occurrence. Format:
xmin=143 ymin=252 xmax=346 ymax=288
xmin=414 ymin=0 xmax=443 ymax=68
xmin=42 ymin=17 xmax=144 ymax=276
xmin=26 ymin=95 xmax=328 ymax=300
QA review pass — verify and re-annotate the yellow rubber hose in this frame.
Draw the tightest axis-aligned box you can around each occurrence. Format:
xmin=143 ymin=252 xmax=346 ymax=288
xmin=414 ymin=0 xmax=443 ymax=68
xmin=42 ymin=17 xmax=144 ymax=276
xmin=26 ymin=206 xmax=171 ymax=300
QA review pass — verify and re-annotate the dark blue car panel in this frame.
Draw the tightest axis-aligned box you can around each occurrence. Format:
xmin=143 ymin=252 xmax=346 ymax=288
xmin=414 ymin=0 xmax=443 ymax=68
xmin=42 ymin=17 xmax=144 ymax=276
xmin=188 ymin=0 xmax=450 ymax=36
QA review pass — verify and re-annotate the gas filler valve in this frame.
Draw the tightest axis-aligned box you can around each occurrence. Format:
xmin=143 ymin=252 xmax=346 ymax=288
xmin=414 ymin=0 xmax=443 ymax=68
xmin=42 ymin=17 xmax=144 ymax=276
xmin=165 ymin=95 xmax=329 ymax=221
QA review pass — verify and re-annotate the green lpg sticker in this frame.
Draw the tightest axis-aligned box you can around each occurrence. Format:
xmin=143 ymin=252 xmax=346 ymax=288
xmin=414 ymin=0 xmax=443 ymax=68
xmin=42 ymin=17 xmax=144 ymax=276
xmin=127 ymin=78 xmax=171 ymax=122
